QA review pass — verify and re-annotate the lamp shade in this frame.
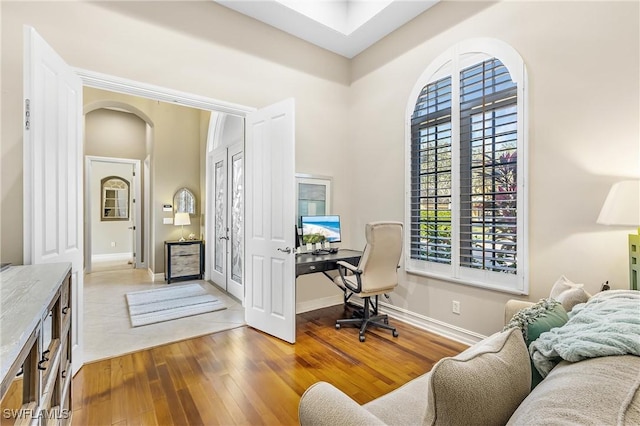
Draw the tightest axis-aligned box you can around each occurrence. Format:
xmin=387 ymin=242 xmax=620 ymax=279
xmin=174 ymin=212 xmax=191 ymax=226
xmin=597 ymin=180 xmax=640 ymax=226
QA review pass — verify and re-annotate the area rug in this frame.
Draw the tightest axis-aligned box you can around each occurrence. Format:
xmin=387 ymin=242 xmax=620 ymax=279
xmin=126 ymin=283 xmax=226 ymax=327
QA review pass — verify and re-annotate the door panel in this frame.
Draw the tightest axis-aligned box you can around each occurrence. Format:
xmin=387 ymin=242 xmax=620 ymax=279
xmin=24 ymin=26 xmax=84 ymax=373
xmin=228 ymin=144 xmax=244 ymax=300
xmin=245 ymin=99 xmax=295 ymax=344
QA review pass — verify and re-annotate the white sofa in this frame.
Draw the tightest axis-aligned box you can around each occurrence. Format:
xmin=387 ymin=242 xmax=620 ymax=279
xmin=299 ymin=290 xmax=640 ymax=425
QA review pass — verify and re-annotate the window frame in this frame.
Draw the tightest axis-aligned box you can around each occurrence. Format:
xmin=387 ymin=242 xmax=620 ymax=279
xmin=404 ymin=38 xmax=529 ymax=295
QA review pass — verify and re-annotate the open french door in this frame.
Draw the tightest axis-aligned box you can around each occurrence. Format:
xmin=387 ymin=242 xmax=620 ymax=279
xmin=23 ymin=26 xmax=84 ymax=373
xmin=245 ymin=99 xmax=296 ymax=344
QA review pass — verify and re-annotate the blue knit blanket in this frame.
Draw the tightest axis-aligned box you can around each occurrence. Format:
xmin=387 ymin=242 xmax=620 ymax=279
xmin=530 ymin=290 xmax=640 ymax=377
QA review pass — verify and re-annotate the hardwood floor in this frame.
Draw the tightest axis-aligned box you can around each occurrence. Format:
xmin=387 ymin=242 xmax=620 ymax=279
xmin=72 ymin=305 xmax=468 ymax=425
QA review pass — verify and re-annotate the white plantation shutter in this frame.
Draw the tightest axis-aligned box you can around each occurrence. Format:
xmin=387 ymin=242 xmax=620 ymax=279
xmin=406 ymin=40 xmax=528 ymax=294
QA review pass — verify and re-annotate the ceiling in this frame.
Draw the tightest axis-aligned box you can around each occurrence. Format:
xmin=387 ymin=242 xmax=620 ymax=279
xmin=214 ymin=0 xmax=440 ymax=58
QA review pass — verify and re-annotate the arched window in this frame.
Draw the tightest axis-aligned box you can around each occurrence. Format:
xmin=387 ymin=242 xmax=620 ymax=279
xmin=405 ymin=39 xmax=528 ymax=294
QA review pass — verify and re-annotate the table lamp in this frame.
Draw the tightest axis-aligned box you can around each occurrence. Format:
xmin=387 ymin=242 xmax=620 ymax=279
xmin=597 ymin=180 xmax=640 ymax=289
xmin=174 ymin=212 xmax=191 ymax=242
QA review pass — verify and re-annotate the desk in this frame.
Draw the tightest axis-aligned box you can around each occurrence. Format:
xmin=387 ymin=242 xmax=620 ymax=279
xmin=296 ymin=249 xmax=362 ymax=278
xmin=296 ymin=249 xmax=364 ymax=311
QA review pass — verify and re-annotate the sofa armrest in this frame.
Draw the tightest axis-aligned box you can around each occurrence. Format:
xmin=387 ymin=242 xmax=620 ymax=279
xmin=504 ymin=300 xmax=535 ymax=325
xmin=299 ymin=382 xmax=386 ymax=426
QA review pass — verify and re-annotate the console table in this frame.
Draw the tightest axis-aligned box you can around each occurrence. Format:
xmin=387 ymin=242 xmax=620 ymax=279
xmin=0 ymin=263 xmax=73 ymax=424
xmin=164 ymin=240 xmax=204 ymax=283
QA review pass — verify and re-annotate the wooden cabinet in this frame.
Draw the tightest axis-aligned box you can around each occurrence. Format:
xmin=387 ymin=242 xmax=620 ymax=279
xmin=0 ymin=263 xmax=72 ymax=425
xmin=164 ymin=240 xmax=204 ymax=283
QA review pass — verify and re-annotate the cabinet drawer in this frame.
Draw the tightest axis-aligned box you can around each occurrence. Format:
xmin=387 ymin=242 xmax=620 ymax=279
xmin=170 ymin=255 xmax=200 ymax=277
xmin=171 ymin=244 xmax=199 ymax=257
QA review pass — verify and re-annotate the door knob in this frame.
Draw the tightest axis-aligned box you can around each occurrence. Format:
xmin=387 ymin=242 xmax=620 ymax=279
xmin=219 ymin=236 xmax=229 ymax=241
xmin=277 ymin=247 xmax=292 ymax=254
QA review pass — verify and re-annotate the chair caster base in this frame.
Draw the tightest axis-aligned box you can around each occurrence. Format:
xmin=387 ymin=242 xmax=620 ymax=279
xmin=392 ymin=330 xmax=399 ymax=338
xmin=359 ymin=334 xmax=365 ymax=342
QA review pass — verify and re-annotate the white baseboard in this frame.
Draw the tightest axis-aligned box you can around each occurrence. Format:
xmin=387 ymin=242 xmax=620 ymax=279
xmin=377 ymin=301 xmax=486 ymax=346
xmin=148 ymin=269 xmax=165 ymax=282
xmin=296 ymin=294 xmax=344 ymax=314
xmin=296 ymin=295 xmax=486 ymax=347
xmin=92 ymin=252 xmax=132 ymax=263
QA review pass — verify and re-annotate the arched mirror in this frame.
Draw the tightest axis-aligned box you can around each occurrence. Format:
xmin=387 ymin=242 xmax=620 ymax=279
xmin=101 ymin=176 xmax=130 ymax=221
xmin=174 ymin=187 xmax=196 ymax=215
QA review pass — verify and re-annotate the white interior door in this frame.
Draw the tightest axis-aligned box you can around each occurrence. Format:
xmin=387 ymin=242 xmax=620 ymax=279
xmin=245 ymin=98 xmax=296 ymax=344
xmin=23 ymin=26 xmax=84 ymax=374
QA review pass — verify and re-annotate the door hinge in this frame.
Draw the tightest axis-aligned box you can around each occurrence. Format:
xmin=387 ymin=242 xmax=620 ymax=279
xmin=25 ymin=99 xmax=31 ymax=130
xmin=133 ymin=171 xmax=136 ymax=176
xmin=133 ymin=252 xmax=136 ymax=257
xmin=133 ymin=198 xmax=136 ymax=203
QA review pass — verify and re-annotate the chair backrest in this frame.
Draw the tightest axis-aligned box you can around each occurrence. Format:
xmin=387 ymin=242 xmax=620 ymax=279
xmin=358 ymin=221 xmax=403 ymax=292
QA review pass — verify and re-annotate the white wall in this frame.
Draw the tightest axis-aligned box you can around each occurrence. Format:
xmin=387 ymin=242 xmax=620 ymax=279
xmin=348 ymin=1 xmax=639 ymax=335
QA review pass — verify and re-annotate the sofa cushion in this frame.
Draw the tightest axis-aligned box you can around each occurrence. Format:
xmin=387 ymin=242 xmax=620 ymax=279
xmin=423 ymin=327 xmax=531 ymax=426
xmin=550 ymin=275 xmax=590 ymax=312
xmin=504 ymin=298 xmax=569 ymax=389
xmin=507 ymin=355 xmax=640 ymax=425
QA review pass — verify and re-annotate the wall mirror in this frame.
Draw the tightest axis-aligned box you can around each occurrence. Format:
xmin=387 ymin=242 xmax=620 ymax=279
xmin=296 ymin=174 xmax=332 ymax=223
xmin=101 ymin=176 xmax=130 ymax=221
xmin=174 ymin=187 xmax=197 ymax=215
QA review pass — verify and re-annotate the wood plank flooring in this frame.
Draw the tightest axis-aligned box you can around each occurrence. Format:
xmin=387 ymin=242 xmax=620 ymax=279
xmin=72 ymin=305 xmax=468 ymax=425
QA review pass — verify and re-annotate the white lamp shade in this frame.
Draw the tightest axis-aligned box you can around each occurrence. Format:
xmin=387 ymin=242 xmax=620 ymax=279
xmin=174 ymin=212 xmax=191 ymax=226
xmin=597 ymin=180 xmax=640 ymax=226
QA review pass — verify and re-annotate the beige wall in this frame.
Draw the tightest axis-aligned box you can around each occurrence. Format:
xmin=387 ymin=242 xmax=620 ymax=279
xmin=84 ymin=87 xmax=205 ymax=273
xmin=85 ymin=108 xmax=147 ymax=160
xmin=1 ymin=1 xmax=638 ymax=337
xmin=349 ymin=1 xmax=639 ymax=335
xmin=0 ymin=1 xmax=350 ymax=300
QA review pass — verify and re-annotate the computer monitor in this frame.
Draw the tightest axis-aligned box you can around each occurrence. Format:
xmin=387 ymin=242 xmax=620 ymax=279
xmin=301 ymin=215 xmax=342 ymax=244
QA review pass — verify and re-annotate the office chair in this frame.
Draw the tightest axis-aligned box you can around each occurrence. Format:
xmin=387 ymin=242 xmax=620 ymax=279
xmin=334 ymin=221 xmax=403 ymax=342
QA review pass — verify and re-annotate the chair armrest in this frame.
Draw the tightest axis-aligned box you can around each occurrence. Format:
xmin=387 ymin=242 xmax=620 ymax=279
xmin=299 ymin=382 xmax=386 ymax=426
xmin=336 ymin=261 xmax=361 ymax=274
xmin=335 ymin=261 xmax=362 ymax=293
xmin=504 ymin=300 xmax=535 ymax=325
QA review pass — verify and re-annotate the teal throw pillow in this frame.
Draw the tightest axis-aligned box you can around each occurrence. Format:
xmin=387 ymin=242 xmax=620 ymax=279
xmin=504 ymin=298 xmax=569 ymax=389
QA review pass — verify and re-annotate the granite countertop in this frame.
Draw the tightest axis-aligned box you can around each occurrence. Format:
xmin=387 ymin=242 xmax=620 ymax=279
xmin=0 ymin=263 xmax=71 ymax=392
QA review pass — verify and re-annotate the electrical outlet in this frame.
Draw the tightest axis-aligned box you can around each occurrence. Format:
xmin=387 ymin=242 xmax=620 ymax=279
xmin=110 ymin=242 xmax=116 ymax=247
xmin=452 ymin=300 xmax=461 ymax=315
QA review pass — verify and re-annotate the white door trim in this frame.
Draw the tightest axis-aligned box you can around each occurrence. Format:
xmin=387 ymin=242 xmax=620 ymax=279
xmin=84 ymin=156 xmax=143 ymax=271
xmin=75 ymin=68 xmax=255 ymax=117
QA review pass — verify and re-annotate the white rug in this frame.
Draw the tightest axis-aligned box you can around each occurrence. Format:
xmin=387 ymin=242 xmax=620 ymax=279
xmin=126 ymin=283 xmax=226 ymax=327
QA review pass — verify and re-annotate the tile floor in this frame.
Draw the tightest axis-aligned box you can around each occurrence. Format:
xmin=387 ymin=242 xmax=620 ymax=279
xmin=83 ymin=265 xmax=245 ymax=363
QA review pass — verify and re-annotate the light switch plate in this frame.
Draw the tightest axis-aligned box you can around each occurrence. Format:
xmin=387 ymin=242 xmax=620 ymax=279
xmin=163 ymin=217 xmax=173 ymax=224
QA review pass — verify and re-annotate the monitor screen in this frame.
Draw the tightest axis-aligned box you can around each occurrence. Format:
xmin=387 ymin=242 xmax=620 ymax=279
xmin=301 ymin=215 xmax=342 ymax=244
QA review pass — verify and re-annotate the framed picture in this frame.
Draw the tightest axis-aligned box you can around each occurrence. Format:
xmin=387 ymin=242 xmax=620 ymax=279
xmin=295 ymin=174 xmax=332 ymax=224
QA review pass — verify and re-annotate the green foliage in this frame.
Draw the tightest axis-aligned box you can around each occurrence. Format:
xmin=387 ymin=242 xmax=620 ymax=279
xmin=302 ymin=234 xmax=326 ymax=244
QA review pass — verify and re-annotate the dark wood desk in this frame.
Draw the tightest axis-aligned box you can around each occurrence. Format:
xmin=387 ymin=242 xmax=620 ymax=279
xmin=295 ymin=249 xmax=362 ymax=278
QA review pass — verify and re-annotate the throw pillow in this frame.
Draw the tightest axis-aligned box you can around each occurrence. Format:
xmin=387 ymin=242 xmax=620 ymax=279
xmin=504 ymin=298 xmax=569 ymax=389
xmin=424 ymin=328 xmax=530 ymax=426
xmin=549 ymin=275 xmax=590 ymax=311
